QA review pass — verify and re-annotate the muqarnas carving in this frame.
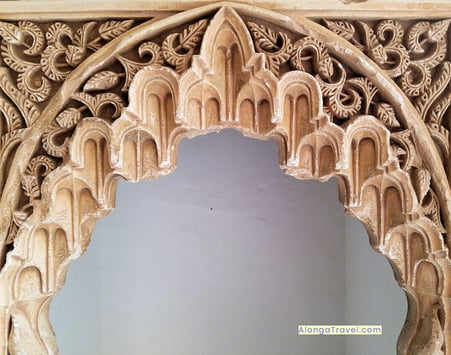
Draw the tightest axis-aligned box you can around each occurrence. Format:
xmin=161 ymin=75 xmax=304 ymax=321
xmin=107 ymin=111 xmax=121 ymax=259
xmin=0 ymin=3 xmax=449 ymax=354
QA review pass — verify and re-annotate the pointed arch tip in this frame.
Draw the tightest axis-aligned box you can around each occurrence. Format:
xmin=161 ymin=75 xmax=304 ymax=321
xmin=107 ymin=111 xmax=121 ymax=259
xmin=0 ymin=3 xmax=449 ymax=354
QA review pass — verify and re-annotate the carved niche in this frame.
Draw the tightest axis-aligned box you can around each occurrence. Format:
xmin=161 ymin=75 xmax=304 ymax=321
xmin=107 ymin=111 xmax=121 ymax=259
xmin=0 ymin=2 xmax=449 ymax=354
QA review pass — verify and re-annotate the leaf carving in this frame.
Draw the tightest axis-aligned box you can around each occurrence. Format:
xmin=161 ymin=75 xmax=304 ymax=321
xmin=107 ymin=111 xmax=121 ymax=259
xmin=248 ymin=22 xmax=279 ymax=51
xmin=46 ymin=22 xmax=73 ymax=47
xmin=18 ymin=21 xmax=45 ymax=56
xmin=391 ymin=144 xmax=406 ymax=157
xmin=74 ymin=21 xmax=97 ymax=48
xmin=423 ymin=189 xmax=446 ymax=233
xmin=65 ymin=45 xmax=85 ymax=67
xmin=22 ymin=155 xmax=57 ymax=201
xmin=25 ymin=155 xmax=57 ymax=177
xmin=390 ymin=129 xmax=418 ymax=170
xmin=99 ymin=20 xmax=134 ymax=41
xmin=83 ymin=71 xmax=121 ymax=92
xmin=17 ymin=67 xmax=53 ymax=103
xmin=412 ymin=168 xmax=431 ymax=204
xmin=1 ymin=42 xmax=30 ymax=73
xmin=428 ymin=19 xmax=451 ymax=42
xmin=414 ymin=61 xmax=451 ymax=120
xmin=407 ymin=19 xmax=450 ymax=62
xmin=407 ymin=22 xmax=429 ymax=54
xmin=92 ymin=93 xmax=124 ymax=118
xmin=138 ymin=41 xmax=163 ymax=64
xmin=0 ymin=94 xmax=23 ymax=132
xmin=347 ymin=77 xmax=378 ymax=114
xmin=162 ymin=19 xmax=208 ymax=73
xmin=430 ymin=92 xmax=451 ymax=126
xmin=0 ymin=68 xmax=40 ymax=126
xmin=357 ymin=21 xmax=387 ymax=65
xmin=42 ymin=121 xmax=71 ymax=158
xmin=117 ymin=41 xmax=162 ymax=91
xmin=178 ymin=19 xmax=208 ymax=50
xmin=21 ymin=175 xmax=40 ymax=199
xmin=56 ymin=108 xmax=82 ymax=128
xmin=73 ymin=92 xmax=124 ymax=118
xmin=0 ymin=129 xmax=27 ymax=156
xmin=375 ymin=103 xmax=400 ymax=128
xmin=7 ymin=211 xmax=30 ymax=243
xmin=71 ymin=92 xmax=96 ymax=113
xmin=323 ymin=20 xmax=355 ymax=41
xmin=376 ymin=20 xmax=404 ymax=46
xmin=117 ymin=56 xmax=147 ymax=91
xmin=248 ymin=22 xmax=292 ymax=76
xmin=0 ymin=21 xmax=21 ymax=44
xmin=162 ymin=34 xmax=190 ymax=72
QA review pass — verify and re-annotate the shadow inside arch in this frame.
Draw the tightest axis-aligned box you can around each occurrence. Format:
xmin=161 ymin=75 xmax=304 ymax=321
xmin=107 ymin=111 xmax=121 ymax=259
xmin=50 ymin=129 xmax=406 ymax=355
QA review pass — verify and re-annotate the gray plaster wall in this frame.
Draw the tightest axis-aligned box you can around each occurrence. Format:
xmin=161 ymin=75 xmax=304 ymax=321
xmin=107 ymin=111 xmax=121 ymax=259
xmin=344 ymin=218 xmax=406 ymax=355
xmin=50 ymin=129 xmax=405 ymax=354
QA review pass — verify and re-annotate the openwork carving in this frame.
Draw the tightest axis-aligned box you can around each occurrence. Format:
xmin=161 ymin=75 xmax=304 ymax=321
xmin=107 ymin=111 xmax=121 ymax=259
xmin=0 ymin=2 xmax=449 ymax=354
xmin=322 ymin=18 xmax=451 ymax=167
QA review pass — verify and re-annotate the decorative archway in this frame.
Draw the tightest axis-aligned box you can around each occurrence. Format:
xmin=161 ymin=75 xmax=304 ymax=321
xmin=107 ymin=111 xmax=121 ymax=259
xmin=0 ymin=2 xmax=449 ymax=354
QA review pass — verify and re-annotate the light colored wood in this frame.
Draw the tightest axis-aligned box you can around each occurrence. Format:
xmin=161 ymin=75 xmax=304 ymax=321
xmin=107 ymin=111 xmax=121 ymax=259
xmin=0 ymin=2 xmax=449 ymax=354
xmin=0 ymin=1 xmax=450 ymax=19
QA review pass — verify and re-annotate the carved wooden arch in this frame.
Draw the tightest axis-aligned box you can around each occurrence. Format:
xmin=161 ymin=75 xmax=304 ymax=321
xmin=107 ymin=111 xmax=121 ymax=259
xmin=0 ymin=2 xmax=449 ymax=354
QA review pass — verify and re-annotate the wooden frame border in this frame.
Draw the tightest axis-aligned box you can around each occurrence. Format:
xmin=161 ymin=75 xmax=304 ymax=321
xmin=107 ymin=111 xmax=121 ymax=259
xmin=0 ymin=2 xmax=449 ymax=354
xmin=0 ymin=1 xmax=449 ymax=19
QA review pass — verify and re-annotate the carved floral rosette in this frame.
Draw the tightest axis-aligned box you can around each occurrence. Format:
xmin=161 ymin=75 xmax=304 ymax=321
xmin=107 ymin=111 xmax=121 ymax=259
xmin=0 ymin=3 xmax=448 ymax=354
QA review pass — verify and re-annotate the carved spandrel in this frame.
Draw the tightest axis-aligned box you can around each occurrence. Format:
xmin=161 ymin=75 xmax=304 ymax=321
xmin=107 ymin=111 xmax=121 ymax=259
xmin=0 ymin=19 xmax=146 ymax=250
xmin=322 ymin=18 xmax=451 ymax=168
xmin=13 ymin=13 xmax=447 ymax=251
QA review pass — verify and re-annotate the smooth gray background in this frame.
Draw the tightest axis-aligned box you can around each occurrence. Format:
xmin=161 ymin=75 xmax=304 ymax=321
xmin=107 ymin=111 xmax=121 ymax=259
xmin=50 ymin=129 xmax=405 ymax=354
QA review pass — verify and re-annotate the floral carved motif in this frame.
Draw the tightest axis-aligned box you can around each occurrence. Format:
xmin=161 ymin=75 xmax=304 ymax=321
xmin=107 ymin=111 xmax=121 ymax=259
xmin=248 ymin=19 xmax=449 ymax=239
xmin=322 ymin=18 xmax=450 ymax=163
xmin=0 ymin=3 xmax=449 ymax=355
xmin=0 ymin=18 xmax=148 ymax=248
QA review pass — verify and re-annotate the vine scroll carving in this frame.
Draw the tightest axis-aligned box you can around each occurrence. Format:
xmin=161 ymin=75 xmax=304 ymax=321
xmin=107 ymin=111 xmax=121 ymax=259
xmin=0 ymin=2 xmax=449 ymax=354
